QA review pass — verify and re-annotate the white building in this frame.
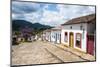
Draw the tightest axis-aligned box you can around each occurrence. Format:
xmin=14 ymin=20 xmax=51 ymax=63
xmin=50 ymin=27 xmax=61 ymax=44
xmin=61 ymin=14 xmax=96 ymax=55
xmin=42 ymin=29 xmax=51 ymax=42
xmin=42 ymin=26 xmax=61 ymax=44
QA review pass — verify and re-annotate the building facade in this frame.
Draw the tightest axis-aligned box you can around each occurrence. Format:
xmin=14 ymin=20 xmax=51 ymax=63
xmin=50 ymin=27 xmax=61 ymax=44
xmin=61 ymin=14 xmax=96 ymax=55
xmin=42 ymin=14 xmax=96 ymax=56
xmin=42 ymin=27 xmax=61 ymax=44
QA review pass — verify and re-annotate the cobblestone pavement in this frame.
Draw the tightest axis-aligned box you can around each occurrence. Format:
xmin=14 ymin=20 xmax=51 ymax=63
xmin=12 ymin=40 xmax=91 ymax=66
xmin=12 ymin=41 xmax=62 ymax=65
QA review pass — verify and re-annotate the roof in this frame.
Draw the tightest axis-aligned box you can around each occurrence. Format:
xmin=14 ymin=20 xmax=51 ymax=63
xmin=43 ymin=29 xmax=51 ymax=33
xmin=62 ymin=13 xmax=96 ymax=25
xmin=43 ymin=26 xmax=62 ymax=33
xmin=51 ymin=26 xmax=62 ymax=31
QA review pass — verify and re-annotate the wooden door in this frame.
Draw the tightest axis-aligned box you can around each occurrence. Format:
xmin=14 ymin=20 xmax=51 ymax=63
xmin=69 ymin=32 xmax=74 ymax=47
xmin=87 ymin=35 xmax=94 ymax=55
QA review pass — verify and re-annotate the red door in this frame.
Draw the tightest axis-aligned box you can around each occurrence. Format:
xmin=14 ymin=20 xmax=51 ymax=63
xmin=87 ymin=35 xmax=94 ymax=55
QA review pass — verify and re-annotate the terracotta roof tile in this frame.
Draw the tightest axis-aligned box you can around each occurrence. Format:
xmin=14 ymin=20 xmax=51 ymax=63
xmin=62 ymin=13 xmax=96 ymax=25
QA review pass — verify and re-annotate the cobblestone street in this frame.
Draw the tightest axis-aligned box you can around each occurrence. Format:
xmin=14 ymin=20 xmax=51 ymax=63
xmin=12 ymin=41 xmax=62 ymax=65
xmin=12 ymin=40 xmax=95 ymax=66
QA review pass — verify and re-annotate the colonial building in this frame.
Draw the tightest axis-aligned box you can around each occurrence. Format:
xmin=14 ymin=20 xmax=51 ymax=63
xmin=50 ymin=26 xmax=61 ymax=44
xmin=42 ymin=29 xmax=51 ymax=42
xmin=61 ymin=14 xmax=96 ymax=55
xmin=42 ymin=14 xmax=96 ymax=56
xmin=42 ymin=26 xmax=62 ymax=44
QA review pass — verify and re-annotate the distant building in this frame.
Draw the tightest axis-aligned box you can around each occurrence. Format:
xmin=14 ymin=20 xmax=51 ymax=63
xmin=42 ymin=29 xmax=51 ymax=42
xmin=42 ymin=26 xmax=62 ymax=44
xmin=50 ymin=26 xmax=61 ymax=44
xmin=20 ymin=26 xmax=34 ymax=42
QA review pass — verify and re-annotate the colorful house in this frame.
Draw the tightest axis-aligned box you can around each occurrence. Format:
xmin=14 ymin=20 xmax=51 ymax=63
xmin=61 ymin=14 xmax=96 ymax=55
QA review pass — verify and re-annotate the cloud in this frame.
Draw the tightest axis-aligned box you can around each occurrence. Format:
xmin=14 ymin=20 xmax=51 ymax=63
xmin=12 ymin=1 xmax=41 ymax=14
xmin=39 ymin=4 xmax=95 ymax=26
xmin=12 ymin=1 xmax=95 ymax=26
xmin=57 ymin=5 xmax=95 ymax=20
xmin=40 ymin=6 xmax=66 ymax=26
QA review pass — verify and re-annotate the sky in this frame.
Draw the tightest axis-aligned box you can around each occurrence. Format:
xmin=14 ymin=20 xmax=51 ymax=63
xmin=12 ymin=1 xmax=95 ymax=26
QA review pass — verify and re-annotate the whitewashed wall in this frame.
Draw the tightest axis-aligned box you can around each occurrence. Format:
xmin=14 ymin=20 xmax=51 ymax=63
xmin=51 ymin=30 xmax=61 ymax=44
xmin=45 ymin=32 xmax=51 ymax=41
xmin=61 ymin=23 xmax=87 ymax=52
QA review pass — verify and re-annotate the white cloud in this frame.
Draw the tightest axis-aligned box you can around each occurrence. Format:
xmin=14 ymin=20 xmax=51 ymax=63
xmin=23 ymin=12 xmax=41 ymax=22
xmin=12 ymin=1 xmax=95 ymax=26
xmin=40 ymin=4 xmax=95 ymax=26
xmin=40 ymin=7 xmax=65 ymax=26
xmin=57 ymin=5 xmax=95 ymax=20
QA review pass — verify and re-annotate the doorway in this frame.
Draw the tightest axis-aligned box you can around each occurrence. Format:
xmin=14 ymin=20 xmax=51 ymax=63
xmin=87 ymin=35 xmax=94 ymax=55
xmin=69 ymin=32 xmax=74 ymax=47
xmin=55 ymin=33 xmax=57 ymax=43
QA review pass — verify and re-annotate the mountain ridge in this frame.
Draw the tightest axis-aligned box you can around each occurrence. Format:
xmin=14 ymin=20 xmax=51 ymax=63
xmin=12 ymin=20 xmax=52 ymax=31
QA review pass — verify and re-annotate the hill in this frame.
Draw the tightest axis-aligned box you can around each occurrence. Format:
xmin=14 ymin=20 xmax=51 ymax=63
xmin=12 ymin=20 xmax=52 ymax=31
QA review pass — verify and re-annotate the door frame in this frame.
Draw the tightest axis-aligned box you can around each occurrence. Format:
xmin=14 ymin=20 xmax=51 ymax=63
xmin=75 ymin=33 xmax=82 ymax=48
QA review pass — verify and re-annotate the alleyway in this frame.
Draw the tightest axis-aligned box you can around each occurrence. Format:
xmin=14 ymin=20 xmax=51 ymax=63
xmin=12 ymin=40 xmax=95 ymax=66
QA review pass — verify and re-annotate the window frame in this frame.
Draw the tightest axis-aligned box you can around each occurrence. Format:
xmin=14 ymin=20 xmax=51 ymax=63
xmin=64 ymin=32 xmax=68 ymax=42
xmin=75 ymin=33 xmax=82 ymax=48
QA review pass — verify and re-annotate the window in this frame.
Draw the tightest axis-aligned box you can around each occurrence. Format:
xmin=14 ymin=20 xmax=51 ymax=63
xmin=70 ymin=26 xmax=72 ymax=29
xmin=76 ymin=33 xmax=81 ymax=48
xmin=80 ymin=25 xmax=83 ymax=30
xmin=64 ymin=32 xmax=68 ymax=42
xmin=54 ymin=36 xmax=55 ymax=38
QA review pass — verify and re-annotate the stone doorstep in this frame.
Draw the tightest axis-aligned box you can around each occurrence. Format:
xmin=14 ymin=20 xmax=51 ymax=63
xmin=55 ymin=44 xmax=95 ymax=61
